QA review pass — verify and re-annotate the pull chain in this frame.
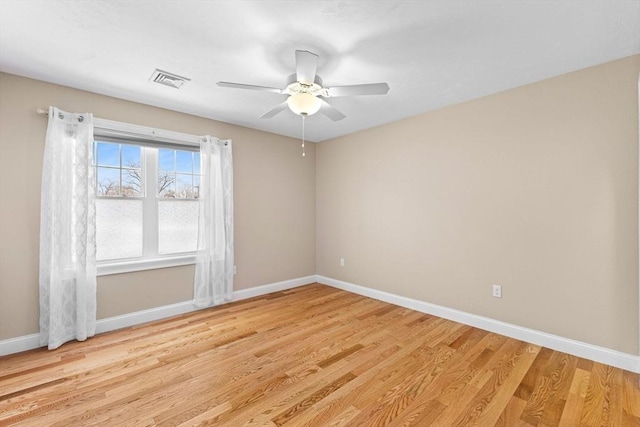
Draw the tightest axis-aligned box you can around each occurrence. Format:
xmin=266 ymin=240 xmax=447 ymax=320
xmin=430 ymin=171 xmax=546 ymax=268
xmin=301 ymin=114 xmax=306 ymax=157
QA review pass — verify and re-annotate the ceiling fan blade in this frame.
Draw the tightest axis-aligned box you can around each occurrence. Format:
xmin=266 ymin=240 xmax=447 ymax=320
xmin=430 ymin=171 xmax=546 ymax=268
xmin=319 ymin=100 xmax=346 ymax=121
xmin=260 ymin=101 xmax=289 ymax=119
xmin=217 ymin=81 xmax=283 ymax=94
xmin=295 ymin=50 xmax=318 ymax=85
xmin=324 ymin=82 xmax=390 ymax=97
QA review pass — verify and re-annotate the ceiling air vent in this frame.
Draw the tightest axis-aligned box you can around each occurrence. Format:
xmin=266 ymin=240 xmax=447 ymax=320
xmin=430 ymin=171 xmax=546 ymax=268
xmin=150 ymin=69 xmax=191 ymax=89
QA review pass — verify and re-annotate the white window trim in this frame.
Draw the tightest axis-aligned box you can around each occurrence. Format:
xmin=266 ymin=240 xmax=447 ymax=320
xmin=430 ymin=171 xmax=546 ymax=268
xmin=94 ymin=119 xmax=203 ymax=276
xmin=94 ymin=118 xmax=202 ymax=147
xmin=97 ymin=254 xmax=196 ymax=276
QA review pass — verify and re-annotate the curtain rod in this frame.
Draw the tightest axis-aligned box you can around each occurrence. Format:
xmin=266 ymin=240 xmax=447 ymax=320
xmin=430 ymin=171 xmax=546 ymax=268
xmin=36 ymin=107 xmax=229 ymax=147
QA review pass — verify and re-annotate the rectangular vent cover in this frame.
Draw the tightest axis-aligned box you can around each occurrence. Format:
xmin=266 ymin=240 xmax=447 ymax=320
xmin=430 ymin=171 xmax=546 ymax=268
xmin=150 ymin=69 xmax=191 ymax=89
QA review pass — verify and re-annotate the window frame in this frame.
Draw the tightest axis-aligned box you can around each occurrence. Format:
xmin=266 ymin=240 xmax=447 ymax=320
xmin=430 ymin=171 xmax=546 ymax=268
xmin=93 ymin=119 xmax=203 ymax=276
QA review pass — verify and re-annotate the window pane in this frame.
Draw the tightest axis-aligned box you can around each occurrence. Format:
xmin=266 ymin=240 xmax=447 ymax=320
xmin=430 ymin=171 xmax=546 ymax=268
xmin=121 ymin=145 xmax=141 ymax=168
xmin=122 ymin=168 xmax=142 ymax=197
xmin=175 ymin=174 xmax=194 ymax=198
xmin=193 ymin=153 xmax=201 ymax=174
xmin=97 ymin=167 xmax=120 ymax=196
xmin=96 ymin=199 xmax=143 ymax=260
xmin=158 ymin=171 xmax=175 ymax=198
xmin=158 ymin=200 xmax=199 ymax=254
xmin=158 ymin=149 xmax=175 ymax=173
xmin=176 ymin=150 xmax=193 ymax=173
xmin=96 ymin=142 xmax=119 ymax=167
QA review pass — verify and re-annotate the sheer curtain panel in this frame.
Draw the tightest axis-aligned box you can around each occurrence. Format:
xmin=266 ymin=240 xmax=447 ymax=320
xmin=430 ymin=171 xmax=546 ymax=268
xmin=193 ymin=137 xmax=234 ymax=307
xmin=39 ymin=106 xmax=97 ymax=349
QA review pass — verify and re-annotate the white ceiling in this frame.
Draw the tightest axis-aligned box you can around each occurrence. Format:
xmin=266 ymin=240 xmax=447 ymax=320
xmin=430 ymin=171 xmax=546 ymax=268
xmin=1 ymin=1 xmax=638 ymax=142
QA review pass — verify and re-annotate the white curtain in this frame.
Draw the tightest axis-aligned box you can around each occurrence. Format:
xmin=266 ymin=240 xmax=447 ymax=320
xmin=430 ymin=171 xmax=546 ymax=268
xmin=39 ymin=106 xmax=96 ymax=349
xmin=193 ymin=136 xmax=234 ymax=307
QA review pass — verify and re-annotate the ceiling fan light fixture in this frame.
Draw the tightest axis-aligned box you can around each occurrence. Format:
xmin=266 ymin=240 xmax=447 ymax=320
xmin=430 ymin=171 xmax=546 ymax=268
xmin=287 ymin=93 xmax=321 ymax=116
xmin=217 ymin=50 xmax=387 ymax=123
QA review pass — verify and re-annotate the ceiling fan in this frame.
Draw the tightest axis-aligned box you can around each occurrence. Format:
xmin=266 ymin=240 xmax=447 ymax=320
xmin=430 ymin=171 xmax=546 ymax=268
xmin=217 ymin=50 xmax=390 ymax=121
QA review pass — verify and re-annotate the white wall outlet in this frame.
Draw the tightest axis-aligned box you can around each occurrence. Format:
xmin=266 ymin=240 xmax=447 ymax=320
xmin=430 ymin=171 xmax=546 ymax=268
xmin=492 ymin=284 xmax=502 ymax=298
xmin=233 ymin=265 xmax=237 ymax=275
xmin=340 ymin=258 xmax=345 ymax=267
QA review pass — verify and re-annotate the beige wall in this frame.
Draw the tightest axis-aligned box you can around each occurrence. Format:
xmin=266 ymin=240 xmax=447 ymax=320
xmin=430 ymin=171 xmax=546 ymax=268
xmin=317 ymin=55 xmax=640 ymax=354
xmin=2 ymin=55 xmax=638 ymax=355
xmin=0 ymin=73 xmax=316 ymax=339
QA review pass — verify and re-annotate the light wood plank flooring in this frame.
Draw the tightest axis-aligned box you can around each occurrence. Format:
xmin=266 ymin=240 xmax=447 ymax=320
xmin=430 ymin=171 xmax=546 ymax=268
xmin=1 ymin=283 xmax=638 ymax=426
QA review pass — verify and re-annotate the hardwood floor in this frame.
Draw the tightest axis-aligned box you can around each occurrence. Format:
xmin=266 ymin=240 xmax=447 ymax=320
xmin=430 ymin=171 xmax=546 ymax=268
xmin=1 ymin=283 xmax=638 ymax=426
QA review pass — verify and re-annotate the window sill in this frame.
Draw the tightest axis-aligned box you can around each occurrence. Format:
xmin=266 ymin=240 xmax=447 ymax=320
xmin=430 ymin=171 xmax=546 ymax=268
xmin=97 ymin=254 xmax=196 ymax=276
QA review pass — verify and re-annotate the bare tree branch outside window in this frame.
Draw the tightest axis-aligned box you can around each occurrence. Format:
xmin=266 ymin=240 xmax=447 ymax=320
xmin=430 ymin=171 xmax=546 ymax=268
xmin=119 ymin=161 xmax=175 ymax=197
xmin=157 ymin=170 xmax=175 ymax=197
xmin=96 ymin=157 xmax=198 ymax=199
xmin=123 ymin=162 xmax=142 ymax=196
xmin=97 ymin=180 xmax=119 ymax=196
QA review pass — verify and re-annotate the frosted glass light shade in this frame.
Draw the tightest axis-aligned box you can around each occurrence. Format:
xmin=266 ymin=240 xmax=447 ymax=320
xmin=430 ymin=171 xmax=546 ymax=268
xmin=287 ymin=93 xmax=321 ymax=116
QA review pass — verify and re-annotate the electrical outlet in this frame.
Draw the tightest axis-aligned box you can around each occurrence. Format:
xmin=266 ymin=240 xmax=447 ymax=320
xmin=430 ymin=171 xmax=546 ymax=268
xmin=233 ymin=265 xmax=237 ymax=275
xmin=340 ymin=258 xmax=345 ymax=267
xmin=492 ymin=284 xmax=502 ymax=298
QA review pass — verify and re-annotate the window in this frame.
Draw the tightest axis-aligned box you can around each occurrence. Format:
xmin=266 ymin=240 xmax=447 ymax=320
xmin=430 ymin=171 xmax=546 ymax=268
xmin=158 ymin=148 xmax=200 ymax=198
xmin=94 ymin=139 xmax=201 ymax=274
xmin=157 ymin=148 xmax=200 ymax=254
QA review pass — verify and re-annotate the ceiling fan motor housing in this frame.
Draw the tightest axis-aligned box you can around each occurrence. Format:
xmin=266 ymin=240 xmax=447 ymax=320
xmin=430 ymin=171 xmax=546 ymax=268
xmin=285 ymin=74 xmax=326 ymax=97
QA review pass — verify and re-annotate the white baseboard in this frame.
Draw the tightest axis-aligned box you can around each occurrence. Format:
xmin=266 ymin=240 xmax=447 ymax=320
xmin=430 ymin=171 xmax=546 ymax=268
xmin=0 ymin=275 xmax=315 ymax=357
xmin=4 ymin=274 xmax=637 ymax=373
xmin=94 ymin=300 xmax=198 ymax=335
xmin=317 ymin=275 xmax=640 ymax=373
xmin=232 ymin=275 xmax=317 ymax=301
xmin=0 ymin=333 xmax=41 ymax=357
